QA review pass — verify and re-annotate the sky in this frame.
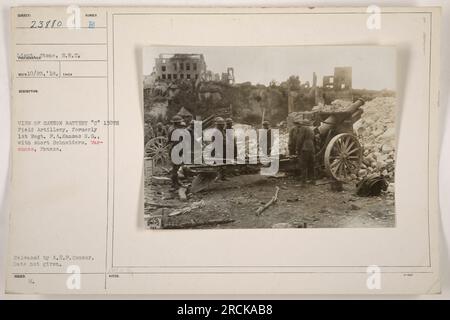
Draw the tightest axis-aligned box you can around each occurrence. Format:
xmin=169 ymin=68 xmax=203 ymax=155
xmin=143 ymin=46 xmax=396 ymax=91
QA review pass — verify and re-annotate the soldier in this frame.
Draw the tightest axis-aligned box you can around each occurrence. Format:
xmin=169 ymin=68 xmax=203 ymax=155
xmin=225 ymin=118 xmax=233 ymax=130
xmin=261 ymin=120 xmax=272 ymax=156
xmin=187 ymin=119 xmax=201 ymax=164
xmin=296 ymin=120 xmax=316 ymax=184
xmin=224 ymin=117 xmax=238 ymax=162
xmin=167 ymin=115 xmax=185 ymax=189
xmin=155 ymin=122 xmax=167 ymax=137
xmin=212 ymin=117 xmax=226 ymax=160
xmin=288 ymin=120 xmax=301 ymax=156
xmin=215 ymin=116 xmax=226 ymax=132
xmin=213 ymin=117 xmax=228 ymax=180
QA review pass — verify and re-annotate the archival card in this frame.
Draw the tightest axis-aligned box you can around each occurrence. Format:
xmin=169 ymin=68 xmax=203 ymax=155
xmin=6 ymin=6 xmax=441 ymax=295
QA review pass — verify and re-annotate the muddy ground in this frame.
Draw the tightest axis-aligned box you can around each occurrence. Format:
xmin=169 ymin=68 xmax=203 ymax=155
xmin=144 ymin=172 xmax=395 ymax=229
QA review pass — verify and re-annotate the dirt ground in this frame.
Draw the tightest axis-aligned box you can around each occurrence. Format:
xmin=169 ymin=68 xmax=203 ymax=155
xmin=144 ymin=172 xmax=395 ymax=229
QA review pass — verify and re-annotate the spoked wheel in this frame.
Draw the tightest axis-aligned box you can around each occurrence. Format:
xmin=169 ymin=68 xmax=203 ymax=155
xmin=324 ymin=133 xmax=362 ymax=182
xmin=145 ymin=136 xmax=170 ymax=170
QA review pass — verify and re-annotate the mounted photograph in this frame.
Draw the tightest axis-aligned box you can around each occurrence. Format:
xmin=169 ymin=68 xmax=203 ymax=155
xmin=142 ymin=46 xmax=397 ymax=230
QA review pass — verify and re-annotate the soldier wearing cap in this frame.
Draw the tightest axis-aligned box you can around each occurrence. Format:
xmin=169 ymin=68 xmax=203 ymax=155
xmin=214 ymin=116 xmax=226 ymax=132
xmin=225 ymin=118 xmax=233 ymax=130
xmin=167 ymin=115 xmax=185 ymax=188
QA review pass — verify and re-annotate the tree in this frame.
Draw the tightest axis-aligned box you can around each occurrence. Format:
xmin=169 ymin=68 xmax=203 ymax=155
xmin=281 ymin=75 xmax=301 ymax=91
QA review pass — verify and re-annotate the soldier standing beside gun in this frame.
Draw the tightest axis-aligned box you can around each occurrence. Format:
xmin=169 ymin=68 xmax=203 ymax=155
xmin=288 ymin=120 xmax=301 ymax=177
xmin=262 ymin=120 xmax=272 ymax=156
xmin=296 ymin=119 xmax=316 ymax=184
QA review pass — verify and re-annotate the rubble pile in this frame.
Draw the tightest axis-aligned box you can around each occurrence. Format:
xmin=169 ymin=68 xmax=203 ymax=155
xmin=313 ymin=99 xmax=352 ymax=112
xmin=353 ymin=97 xmax=396 ymax=185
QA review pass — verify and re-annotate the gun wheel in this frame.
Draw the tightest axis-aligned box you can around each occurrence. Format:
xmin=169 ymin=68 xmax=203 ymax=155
xmin=145 ymin=136 xmax=170 ymax=169
xmin=324 ymin=133 xmax=362 ymax=182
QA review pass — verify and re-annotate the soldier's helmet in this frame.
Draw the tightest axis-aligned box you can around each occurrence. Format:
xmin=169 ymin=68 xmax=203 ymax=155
xmin=214 ymin=117 xmax=225 ymax=125
xmin=170 ymin=115 xmax=183 ymax=124
xmin=225 ymin=118 xmax=233 ymax=124
xmin=262 ymin=120 xmax=270 ymax=127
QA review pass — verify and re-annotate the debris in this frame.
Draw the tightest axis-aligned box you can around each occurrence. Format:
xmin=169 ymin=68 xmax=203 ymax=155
xmin=272 ymin=222 xmax=307 ymax=228
xmin=256 ymin=186 xmax=280 ymax=215
xmin=353 ymin=97 xmax=396 ymax=180
xmin=190 ymin=172 xmax=217 ymax=193
xmin=387 ymin=182 xmax=395 ymax=193
xmin=272 ymin=223 xmax=293 ymax=228
xmin=356 ymin=175 xmax=388 ymax=197
xmin=168 ymin=200 xmax=205 ymax=217
xmin=145 ymin=202 xmax=178 ymax=208
xmin=330 ymin=180 xmax=343 ymax=192
xmin=163 ymin=218 xmax=235 ymax=229
xmin=161 ymin=208 xmax=169 ymax=227
xmin=350 ymin=204 xmax=361 ymax=210
xmin=178 ymin=186 xmax=188 ymax=201
xmin=151 ymin=176 xmax=172 ymax=184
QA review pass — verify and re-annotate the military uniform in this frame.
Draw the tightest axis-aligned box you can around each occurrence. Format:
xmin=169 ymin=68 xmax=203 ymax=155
xmin=155 ymin=122 xmax=168 ymax=137
xmin=187 ymin=120 xmax=202 ymax=164
xmin=288 ymin=125 xmax=299 ymax=156
xmin=167 ymin=115 xmax=184 ymax=188
xmin=212 ymin=117 xmax=228 ymax=180
xmin=296 ymin=123 xmax=315 ymax=183
xmin=262 ymin=120 xmax=272 ymax=156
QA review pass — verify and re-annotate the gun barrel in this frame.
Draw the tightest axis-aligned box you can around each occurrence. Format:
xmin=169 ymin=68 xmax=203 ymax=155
xmin=318 ymin=98 xmax=365 ymax=135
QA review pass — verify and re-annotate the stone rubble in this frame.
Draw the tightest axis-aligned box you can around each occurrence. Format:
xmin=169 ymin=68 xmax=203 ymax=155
xmin=353 ymin=97 xmax=396 ymax=185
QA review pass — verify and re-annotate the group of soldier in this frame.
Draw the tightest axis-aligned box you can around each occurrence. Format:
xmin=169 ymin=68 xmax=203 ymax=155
xmin=164 ymin=115 xmax=274 ymax=189
xmin=160 ymin=113 xmax=314 ymax=189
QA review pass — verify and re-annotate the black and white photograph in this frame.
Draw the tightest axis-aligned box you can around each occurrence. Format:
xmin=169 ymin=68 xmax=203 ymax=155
xmin=143 ymin=46 xmax=396 ymax=230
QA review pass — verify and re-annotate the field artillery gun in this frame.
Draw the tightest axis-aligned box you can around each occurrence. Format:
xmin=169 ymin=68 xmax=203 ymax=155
xmin=281 ymin=98 xmax=365 ymax=182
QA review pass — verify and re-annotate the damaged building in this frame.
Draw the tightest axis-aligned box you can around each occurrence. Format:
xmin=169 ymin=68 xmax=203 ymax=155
xmin=322 ymin=66 xmax=353 ymax=101
xmin=322 ymin=66 xmax=352 ymax=91
xmin=154 ymin=53 xmax=207 ymax=81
